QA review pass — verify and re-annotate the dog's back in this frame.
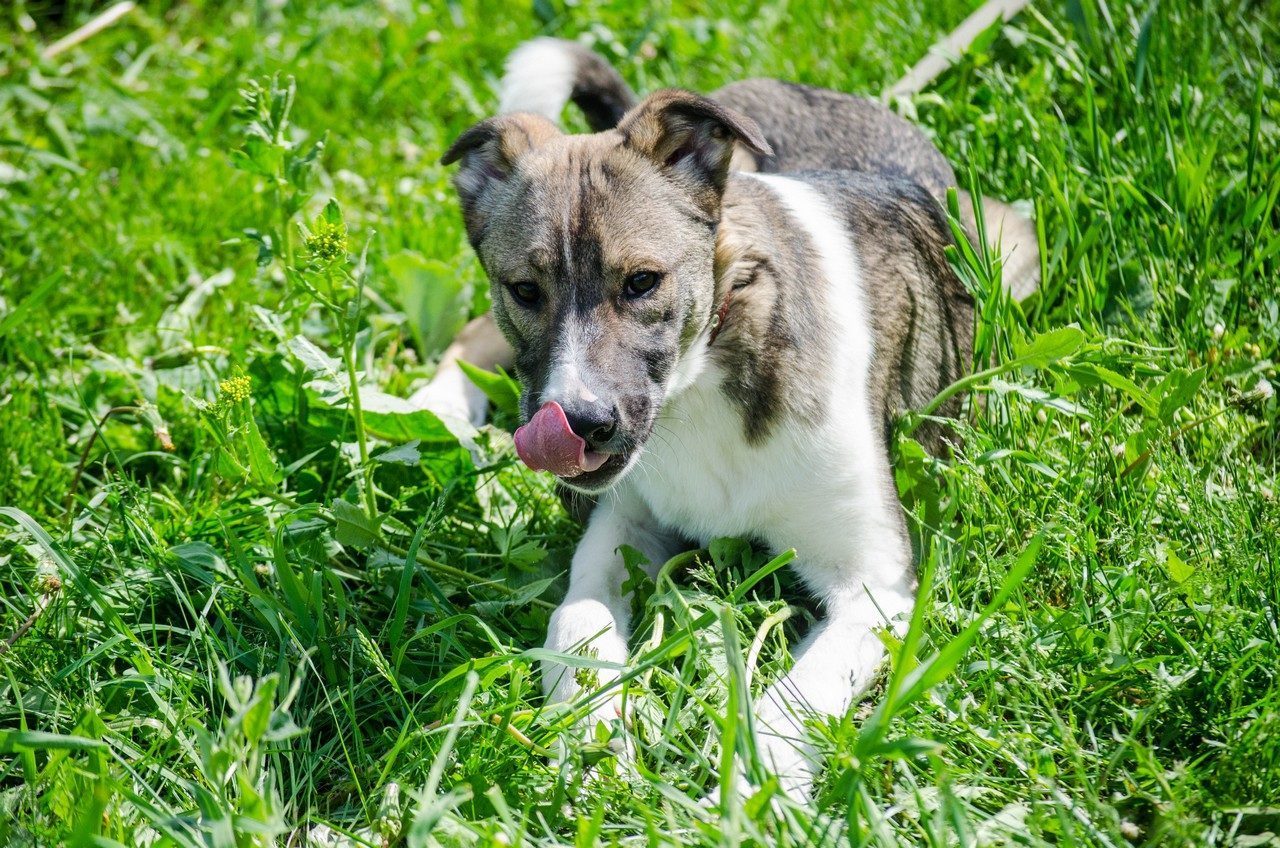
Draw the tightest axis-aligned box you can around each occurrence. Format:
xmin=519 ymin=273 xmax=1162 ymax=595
xmin=714 ymin=79 xmax=956 ymax=201
xmin=499 ymin=38 xmax=1039 ymax=300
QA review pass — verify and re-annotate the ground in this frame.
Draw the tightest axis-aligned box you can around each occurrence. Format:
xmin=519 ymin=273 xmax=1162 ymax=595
xmin=1 ymin=0 xmax=1278 ymax=846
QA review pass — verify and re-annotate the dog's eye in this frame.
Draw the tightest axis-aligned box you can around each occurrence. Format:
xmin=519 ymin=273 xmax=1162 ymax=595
xmin=506 ymin=281 xmax=541 ymax=308
xmin=623 ymin=271 xmax=662 ymax=299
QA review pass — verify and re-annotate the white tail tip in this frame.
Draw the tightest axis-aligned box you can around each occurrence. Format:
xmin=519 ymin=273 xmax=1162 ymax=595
xmin=497 ymin=37 xmax=579 ymax=121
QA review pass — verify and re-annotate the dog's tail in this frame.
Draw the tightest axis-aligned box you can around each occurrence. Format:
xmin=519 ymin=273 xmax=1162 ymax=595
xmin=498 ymin=38 xmax=638 ymax=132
xmin=958 ymin=192 xmax=1041 ymax=301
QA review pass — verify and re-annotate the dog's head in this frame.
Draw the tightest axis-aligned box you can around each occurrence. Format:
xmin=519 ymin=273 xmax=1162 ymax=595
xmin=442 ymin=90 xmax=769 ymax=493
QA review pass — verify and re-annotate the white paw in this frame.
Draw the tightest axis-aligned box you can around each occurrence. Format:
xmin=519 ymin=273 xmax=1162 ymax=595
xmin=409 ymin=366 xmax=488 ymax=427
xmin=699 ymin=717 xmax=818 ymax=811
xmin=754 ymin=731 xmax=818 ymax=802
xmin=542 ymin=598 xmax=635 ymax=765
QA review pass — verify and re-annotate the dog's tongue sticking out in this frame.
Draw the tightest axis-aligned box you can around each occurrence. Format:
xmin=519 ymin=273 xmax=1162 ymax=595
xmin=513 ymin=401 xmax=608 ymax=478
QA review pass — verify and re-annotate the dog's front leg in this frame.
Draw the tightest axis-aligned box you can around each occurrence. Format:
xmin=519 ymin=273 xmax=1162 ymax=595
xmin=543 ymin=487 xmax=676 ymax=735
xmin=751 ymin=578 xmax=914 ymax=801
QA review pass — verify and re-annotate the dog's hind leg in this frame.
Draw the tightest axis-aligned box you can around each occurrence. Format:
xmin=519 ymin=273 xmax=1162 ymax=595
xmin=957 ymin=191 xmax=1041 ymax=301
xmin=409 ymin=311 xmax=512 ymax=426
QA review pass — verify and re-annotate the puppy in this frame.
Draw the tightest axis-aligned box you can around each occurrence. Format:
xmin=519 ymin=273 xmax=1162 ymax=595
xmin=436 ymin=40 xmax=1037 ymax=800
xmin=413 ymin=39 xmax=1037 ymax=429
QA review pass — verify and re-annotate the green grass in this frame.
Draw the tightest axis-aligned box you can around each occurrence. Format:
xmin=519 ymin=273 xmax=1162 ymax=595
xmin=1 ymin=0 xmax=1278 ymax=845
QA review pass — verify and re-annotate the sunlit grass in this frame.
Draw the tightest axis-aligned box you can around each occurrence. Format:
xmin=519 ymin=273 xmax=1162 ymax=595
xmin=1 ymin=0 xmax=1277 ymax=845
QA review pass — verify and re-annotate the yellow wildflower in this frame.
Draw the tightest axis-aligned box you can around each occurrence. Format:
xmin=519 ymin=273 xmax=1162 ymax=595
xmin=219 ymin=375 xmax=252 ymax=404
xmin=306 ymin=219 xmax=348 ymax=262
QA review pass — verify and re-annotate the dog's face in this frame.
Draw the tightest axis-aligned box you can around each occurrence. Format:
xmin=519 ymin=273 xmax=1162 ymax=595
xmin=443 ymin=91 xmax=769 ymax=493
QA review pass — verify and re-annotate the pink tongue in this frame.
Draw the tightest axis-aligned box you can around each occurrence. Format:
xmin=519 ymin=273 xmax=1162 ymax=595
xmin=513 ymin=401 xmax=609 ymax=478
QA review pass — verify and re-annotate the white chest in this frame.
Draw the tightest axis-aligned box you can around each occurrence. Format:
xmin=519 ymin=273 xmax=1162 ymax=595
xmin=625 ymin=366 xmax=815 ymax=545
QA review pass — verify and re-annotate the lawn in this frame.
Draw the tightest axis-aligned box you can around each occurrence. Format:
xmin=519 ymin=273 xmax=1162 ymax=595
xmin=1 ymin=0 xmax=1278 ymax=845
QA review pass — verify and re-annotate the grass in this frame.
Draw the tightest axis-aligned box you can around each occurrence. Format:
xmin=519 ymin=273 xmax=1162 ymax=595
xmin=1 ymin=0 xmax=1277 ymax=845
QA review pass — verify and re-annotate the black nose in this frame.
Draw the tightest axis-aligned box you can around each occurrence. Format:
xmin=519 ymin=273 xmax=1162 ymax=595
xmin=560 ymin=401 xmax=618 ymax=450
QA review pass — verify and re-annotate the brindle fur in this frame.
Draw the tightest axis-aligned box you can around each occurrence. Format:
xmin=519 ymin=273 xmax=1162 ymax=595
xmin=714 ymin=171 xmax=971 ymax=454
xmin=716 ymin=80 xmax=957 ymax=203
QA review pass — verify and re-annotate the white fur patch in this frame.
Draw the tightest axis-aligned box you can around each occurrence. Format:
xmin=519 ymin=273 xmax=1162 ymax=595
xmin=497 ymin=37 xmax=578 ymax=122
xmin=542 ymin=315 xmax=601 ymax=411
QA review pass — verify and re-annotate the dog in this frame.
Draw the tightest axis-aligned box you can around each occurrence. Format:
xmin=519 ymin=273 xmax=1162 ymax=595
xmin=431 ymin=38 xmax=1038 ymax=801
xmin=413 ymin=39 xmax=1037 ymax=431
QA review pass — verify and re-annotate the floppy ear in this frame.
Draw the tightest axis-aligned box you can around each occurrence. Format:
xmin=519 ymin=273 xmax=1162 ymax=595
xmin=441 ymin=113 xmax=561 ymax=240
xmin=616 ymin=89 xmax=771 ymax=217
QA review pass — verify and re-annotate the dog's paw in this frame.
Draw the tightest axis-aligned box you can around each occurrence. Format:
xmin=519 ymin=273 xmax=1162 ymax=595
xmin=409 ymin=366 xmax=488 ymax=427
xmin=754 ymin=734 xmax=817 ymax=803
xmin=698 ymin=734 xmax=818 ymax=813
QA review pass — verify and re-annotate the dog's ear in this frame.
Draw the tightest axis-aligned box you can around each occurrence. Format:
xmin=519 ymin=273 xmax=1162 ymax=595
xmin=442 ymin=113 xmax=561 ymax=237
xmin=617 ymin=89 xmax=771 ymax=216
